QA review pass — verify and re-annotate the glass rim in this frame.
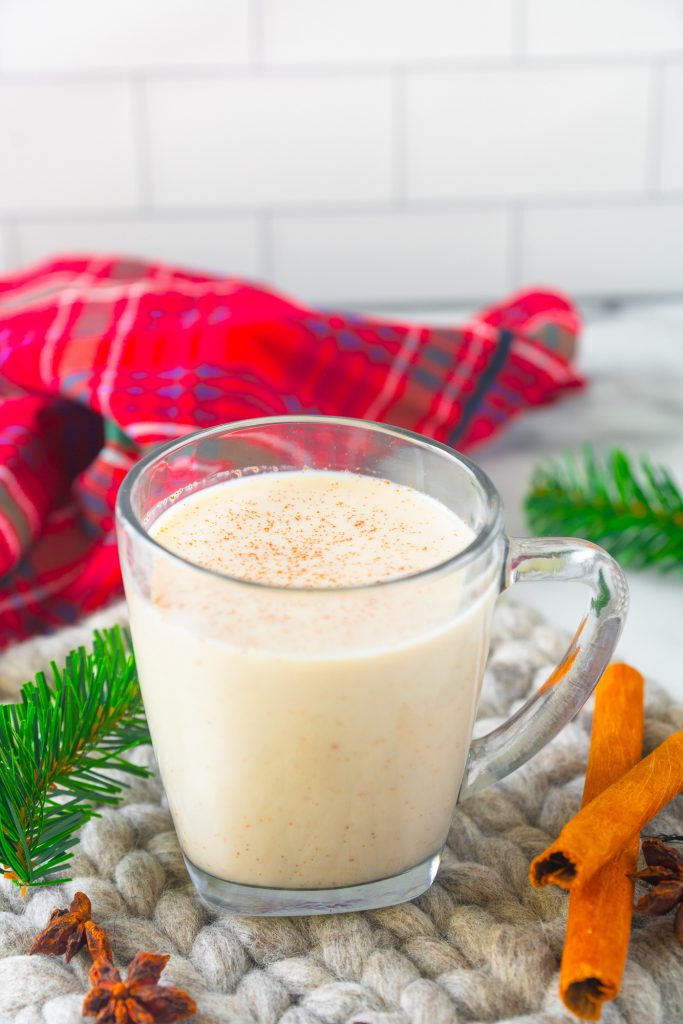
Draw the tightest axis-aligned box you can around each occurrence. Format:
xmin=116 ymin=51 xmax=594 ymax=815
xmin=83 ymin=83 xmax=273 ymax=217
xmin=115 ymin=415 xmax=505 ymax=593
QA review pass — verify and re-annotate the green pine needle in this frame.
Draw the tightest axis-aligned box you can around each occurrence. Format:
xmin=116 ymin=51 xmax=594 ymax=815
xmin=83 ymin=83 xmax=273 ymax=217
xmin=525 ymin=447 xmax=683 ymax=574
xmin=0 ymin=627 xmax=150 ymax=889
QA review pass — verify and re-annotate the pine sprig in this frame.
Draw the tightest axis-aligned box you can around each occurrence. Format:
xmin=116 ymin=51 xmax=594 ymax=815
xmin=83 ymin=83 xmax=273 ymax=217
xmin=525 ymin=448 xmax=683 ymax=574
xmin=0 ymin=627 xmax=150 ymax=889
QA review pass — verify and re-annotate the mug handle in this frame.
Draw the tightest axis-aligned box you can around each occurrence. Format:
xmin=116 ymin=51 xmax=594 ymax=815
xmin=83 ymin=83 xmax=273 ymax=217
xmin=459 ymin=536 xmax=629 ymax=800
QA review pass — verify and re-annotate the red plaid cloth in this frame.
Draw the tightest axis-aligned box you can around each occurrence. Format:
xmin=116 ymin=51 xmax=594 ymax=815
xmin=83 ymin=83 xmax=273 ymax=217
xmin=0 ymin=256 xmax=583 ymax=647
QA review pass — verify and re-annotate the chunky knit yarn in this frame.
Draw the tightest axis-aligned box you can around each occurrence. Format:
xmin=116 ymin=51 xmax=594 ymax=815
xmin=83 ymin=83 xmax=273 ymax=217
xmin=0 ymin=602 xmax=681 ymax=1024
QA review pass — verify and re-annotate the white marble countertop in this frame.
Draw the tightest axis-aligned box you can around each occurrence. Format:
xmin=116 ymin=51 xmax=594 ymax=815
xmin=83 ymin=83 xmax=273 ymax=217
xmin=374 ymin=299 xmax=683 ymax=702
xmin=479 ymin=301 xmax=683 ymax=703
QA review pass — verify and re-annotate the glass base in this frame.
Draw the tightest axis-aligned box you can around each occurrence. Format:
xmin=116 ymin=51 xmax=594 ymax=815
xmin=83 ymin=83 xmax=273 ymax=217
xmin=184 ymin=851 xmax=442 ymax=916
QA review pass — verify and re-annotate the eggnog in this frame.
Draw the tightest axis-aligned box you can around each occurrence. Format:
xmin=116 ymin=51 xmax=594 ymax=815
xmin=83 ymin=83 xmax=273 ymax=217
xmin=126 ymin=470 xmax=497 ymax=889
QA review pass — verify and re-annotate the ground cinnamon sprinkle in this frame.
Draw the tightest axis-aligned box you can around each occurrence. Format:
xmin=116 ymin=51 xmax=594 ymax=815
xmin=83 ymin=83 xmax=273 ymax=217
xmin=152 ymin=469 xmax=473 ymax=588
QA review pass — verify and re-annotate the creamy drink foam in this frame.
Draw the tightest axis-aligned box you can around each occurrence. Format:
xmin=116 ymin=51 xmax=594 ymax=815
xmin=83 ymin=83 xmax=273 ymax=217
xmin=127 ymin=470 xmax=497 ymax=889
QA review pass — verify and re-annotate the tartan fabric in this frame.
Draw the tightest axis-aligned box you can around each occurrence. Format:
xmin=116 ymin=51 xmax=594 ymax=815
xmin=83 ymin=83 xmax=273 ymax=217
xmin=0 ymin=256 xmax=583 ymax=647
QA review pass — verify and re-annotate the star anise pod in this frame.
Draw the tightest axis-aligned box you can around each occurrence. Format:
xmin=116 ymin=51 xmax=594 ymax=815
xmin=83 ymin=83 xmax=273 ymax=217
xmin=83 ymin=951 xmax=196 ymax=1023
xmin=30 ymin=891 xmax=111 ymax=963
xmin=632 ymin=838 xmax=683 ymax=942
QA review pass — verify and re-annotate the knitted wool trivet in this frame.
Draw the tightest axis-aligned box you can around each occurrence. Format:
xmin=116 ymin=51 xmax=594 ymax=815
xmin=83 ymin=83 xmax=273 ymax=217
xmin=0 ymin=602 xmax=681 ymax=1024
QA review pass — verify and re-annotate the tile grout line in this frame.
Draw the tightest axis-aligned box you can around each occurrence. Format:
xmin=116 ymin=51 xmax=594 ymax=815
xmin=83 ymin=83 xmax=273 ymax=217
xmin=514 ymin=0 xmax=528 ymax=58
xmin=130 ymin=75 xmax=154 ymax=212
xmin=506 ymin=204 xmax=524 ymax=291
xmin=259 ymin=212 xmax=274 ymax=282
xmin=2 ymin=53 xmax=683 ymax=85
xmin=11 ymin=193 xmax=683 ymax=224
xmin=391 ymin=68 xmax=408 ymax=206
xmin=644 ymin=61 xmax=667 ymax=194
xmin=335 ymin=288 xmax=683 ymax=315
xmin=2 ymin=220 xmax=22 ymax=269
xmin=249 ymin=0 xmax=266 ymax=68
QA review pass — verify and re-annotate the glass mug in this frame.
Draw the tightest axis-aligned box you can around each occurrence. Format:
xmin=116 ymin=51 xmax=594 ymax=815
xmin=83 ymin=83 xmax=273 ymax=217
xmin=116 ymin=416 xmax=628 ymax=916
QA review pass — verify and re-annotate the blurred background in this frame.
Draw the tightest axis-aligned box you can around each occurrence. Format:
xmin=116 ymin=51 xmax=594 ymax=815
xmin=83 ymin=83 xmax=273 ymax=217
xmin=2 ymin=0 xmax=683 ymax=309
xmin=0 ymin=1 xmax=681 ymax=692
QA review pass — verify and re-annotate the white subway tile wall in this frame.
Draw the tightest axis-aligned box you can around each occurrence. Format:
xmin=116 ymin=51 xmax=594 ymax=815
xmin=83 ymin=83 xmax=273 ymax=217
xmin=0 ymin=0 xmax=682 ymax=306
xmin=0 ymin=0 xmax=251 ymax=72
xmin=524 ymin=0 xmax=683 ymax=56
xmin=145 ymin=76 xmax=394 ymax=207
xmin=405 ymin=66 xmax=652 ymax=200
xmin=271 ymin=209 xmax=510 ymax=304
xmin=261 ymin=0 xmax=517 ymax=64
xmin=16 ymin=217 xmax=262 ymax=278
xmin=0 ymin=82 xmax=139 ymax=213
xmin=521 ymin=204 xmax=683 ymax=295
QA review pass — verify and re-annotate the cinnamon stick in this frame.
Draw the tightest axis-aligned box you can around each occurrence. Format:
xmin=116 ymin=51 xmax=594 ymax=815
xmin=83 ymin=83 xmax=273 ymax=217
xmin=558 ymin=663 xmax=644 ymax=1020
xmin=531 ymin=730 xmax=683 ymax=891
